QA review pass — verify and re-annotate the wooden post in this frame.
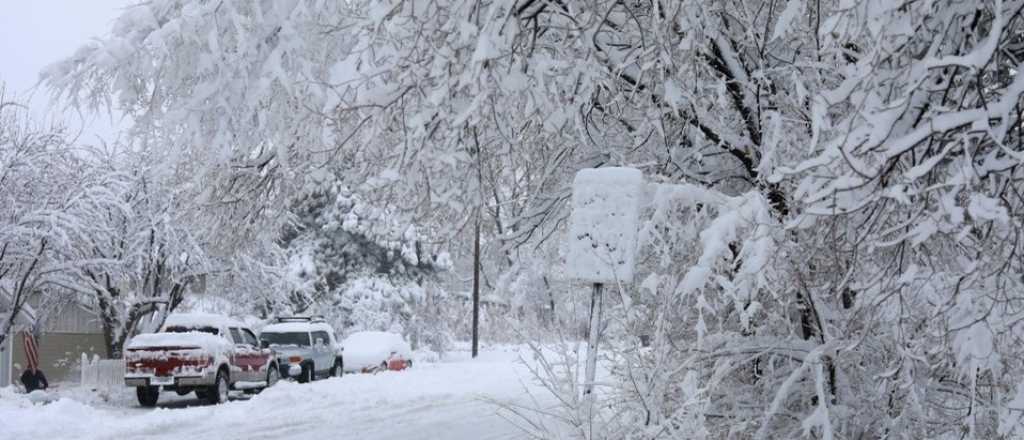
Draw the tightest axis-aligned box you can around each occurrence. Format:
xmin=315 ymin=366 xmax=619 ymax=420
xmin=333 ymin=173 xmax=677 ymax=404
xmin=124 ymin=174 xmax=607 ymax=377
xmin=472 ymin=213 xmax=481 ymax=358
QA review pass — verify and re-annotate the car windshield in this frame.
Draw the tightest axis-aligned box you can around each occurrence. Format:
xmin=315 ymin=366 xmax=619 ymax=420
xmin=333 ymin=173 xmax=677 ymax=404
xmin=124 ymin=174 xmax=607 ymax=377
xmin=163 ymin=325 xmax=219 ymax=335
xmin=261 ymin=332 xmax=310 ymax=347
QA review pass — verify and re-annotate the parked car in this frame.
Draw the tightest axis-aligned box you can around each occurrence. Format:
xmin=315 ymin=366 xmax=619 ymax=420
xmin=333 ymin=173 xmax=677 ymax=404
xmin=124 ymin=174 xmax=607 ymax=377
xmin=259 ymin=316 xmax=344 ymax=383
xmin=124 ymin=313 xmax=279 ymax=407
xmin=341 ymin=331 xmax=413 ymax=373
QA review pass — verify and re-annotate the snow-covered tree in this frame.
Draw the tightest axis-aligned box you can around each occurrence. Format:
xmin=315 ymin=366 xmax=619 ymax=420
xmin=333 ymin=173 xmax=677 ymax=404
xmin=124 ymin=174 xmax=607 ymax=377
xmin=0 ymin=90 xmax=131 ymax=350
xmin=61 ymin=147 xmax=215 ymax=358
xmin=278 ymin=170 xmax=452 ymax=347
xmin=281 ymin=170 xmax=442 ymax=308
xmin=42 ymin=0 xmax=1024 ymax=438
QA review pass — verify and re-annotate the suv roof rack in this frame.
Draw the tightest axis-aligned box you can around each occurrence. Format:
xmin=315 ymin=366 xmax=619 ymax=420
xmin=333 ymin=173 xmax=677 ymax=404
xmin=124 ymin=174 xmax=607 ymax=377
xmin=275 ymin=315 xmax=326 ymax=323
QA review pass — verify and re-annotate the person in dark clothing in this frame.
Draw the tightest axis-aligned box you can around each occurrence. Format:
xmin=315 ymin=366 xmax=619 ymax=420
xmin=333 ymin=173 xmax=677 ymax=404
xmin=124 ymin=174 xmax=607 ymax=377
xmin=20 ymin=366 xmax=48 ymax=393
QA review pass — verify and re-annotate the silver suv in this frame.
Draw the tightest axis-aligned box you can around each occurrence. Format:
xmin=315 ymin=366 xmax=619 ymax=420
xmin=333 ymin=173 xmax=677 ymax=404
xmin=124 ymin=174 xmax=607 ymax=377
xmin=259 ymin=316 xmax=343 ymax=383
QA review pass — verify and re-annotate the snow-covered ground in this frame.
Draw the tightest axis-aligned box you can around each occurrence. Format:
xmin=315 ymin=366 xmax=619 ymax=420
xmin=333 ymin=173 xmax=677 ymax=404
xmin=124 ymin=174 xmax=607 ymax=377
xmin=0 ymin=347 xmax=552 ymax=440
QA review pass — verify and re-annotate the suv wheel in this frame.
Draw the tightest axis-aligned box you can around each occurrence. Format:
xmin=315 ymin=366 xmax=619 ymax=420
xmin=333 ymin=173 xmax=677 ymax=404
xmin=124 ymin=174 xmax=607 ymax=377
xmin=331 ymin=359 xmax=344 ymax=378
xmin=298 ymin=363 xmax=314 ymax=383
xmin=265 ymin=364 xmax=280 ymax=389
xmin=207 ymin=370 xmax=229 ymax=405
xmin=136 ymin=386 xmax=159 ymax=407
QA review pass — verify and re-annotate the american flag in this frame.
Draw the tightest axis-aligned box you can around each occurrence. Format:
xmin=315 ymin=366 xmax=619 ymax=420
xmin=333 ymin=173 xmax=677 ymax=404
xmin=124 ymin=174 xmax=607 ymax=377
xmin=22 ymin=332 xmax=39 ymax=370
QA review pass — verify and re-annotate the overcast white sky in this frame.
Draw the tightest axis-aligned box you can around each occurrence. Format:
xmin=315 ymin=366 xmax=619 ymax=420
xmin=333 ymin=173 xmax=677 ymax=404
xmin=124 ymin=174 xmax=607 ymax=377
xmin=0 ymin=0 xmax=133 ymax=141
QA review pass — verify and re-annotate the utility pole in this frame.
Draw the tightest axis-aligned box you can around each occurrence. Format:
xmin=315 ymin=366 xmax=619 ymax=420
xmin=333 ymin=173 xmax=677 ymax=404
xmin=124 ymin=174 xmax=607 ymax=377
xmin=472 ymin=211 xmax=481 ymax=358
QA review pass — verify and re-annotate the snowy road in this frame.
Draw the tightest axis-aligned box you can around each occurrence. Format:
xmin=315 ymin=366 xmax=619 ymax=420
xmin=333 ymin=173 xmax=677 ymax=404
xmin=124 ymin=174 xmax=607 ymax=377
xmin=0 ymin=349 xmax=548 ymax=440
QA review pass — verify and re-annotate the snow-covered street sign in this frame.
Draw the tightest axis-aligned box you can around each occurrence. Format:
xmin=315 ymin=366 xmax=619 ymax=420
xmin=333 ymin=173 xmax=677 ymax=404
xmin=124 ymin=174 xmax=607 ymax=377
xmin=567 ymin=167 xmax=644 ymax=284
xmin=567 ymin=167 xmax=644 ymax=404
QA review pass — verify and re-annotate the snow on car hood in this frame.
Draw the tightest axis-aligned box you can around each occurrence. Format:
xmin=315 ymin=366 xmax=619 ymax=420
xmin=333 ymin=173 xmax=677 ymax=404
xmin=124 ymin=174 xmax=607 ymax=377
xmin=126 ymin=332 xmax=231 ymax=352
xmin=341 ymin=331 xmax=412 ymax=370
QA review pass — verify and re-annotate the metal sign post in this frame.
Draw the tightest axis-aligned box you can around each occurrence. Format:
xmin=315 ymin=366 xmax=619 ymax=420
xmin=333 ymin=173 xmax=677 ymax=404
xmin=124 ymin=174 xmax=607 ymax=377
xmin=583 ymin=282 xmax=603 ymax=397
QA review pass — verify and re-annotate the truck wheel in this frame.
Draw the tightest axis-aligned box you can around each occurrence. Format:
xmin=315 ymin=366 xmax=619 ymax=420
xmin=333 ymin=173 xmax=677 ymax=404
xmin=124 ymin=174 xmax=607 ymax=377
xmin=136 ymin=386 xmax=159 ymax=407
xmin=207 ymin=370 xmax=229 ymax=405
xmin=331 ymin=359 xmax=344 ymax=378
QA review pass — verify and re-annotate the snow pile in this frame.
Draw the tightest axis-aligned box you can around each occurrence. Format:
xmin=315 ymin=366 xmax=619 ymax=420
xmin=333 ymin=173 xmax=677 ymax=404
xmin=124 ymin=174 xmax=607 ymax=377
xmin=26 ymin=390 xmax=60 ymax=404
xmin=567 ymin=167 xmax=644 ymax=284
xmin=1 ymin=385 xmax=134 ymax=408
xmin=0 ymin=388 xmax=102 ymax=439
xmin=341 ymin=331 xmax=412 ymax=371
xmin=59 ymin=385 xmax=136 ymax=408
xmin=0 ymin=386 xmax=28 ymax=402
xmin=411 ymin=348 xmax=440 ymax=364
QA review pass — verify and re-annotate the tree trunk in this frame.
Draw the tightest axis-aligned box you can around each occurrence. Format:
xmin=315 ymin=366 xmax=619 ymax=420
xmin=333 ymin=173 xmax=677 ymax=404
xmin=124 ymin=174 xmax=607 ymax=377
xmin=96 ymin=291 xmax=119 ymax=359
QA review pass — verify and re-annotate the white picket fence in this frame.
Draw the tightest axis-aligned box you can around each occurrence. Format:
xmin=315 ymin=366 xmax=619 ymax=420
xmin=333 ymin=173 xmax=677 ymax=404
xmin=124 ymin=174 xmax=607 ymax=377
xmin=80 ymin=353 xmax=124 ymax=389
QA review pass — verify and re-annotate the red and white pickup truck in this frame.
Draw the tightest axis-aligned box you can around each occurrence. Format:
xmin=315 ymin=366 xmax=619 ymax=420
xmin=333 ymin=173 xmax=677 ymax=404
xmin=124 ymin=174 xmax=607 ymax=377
xmin=124 ymin=313 xmax=279 ymax=407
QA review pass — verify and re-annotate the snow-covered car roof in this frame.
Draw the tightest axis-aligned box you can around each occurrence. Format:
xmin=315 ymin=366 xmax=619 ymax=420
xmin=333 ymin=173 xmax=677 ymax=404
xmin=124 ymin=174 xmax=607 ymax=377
xmin=261 ymin=321 xmax=335 ymax=334
xmin=162 ymin=312 xmax=248 ymax=330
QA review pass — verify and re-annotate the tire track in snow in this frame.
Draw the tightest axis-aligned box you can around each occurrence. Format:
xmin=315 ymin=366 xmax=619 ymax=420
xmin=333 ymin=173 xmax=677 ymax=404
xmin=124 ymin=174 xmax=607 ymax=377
xmin=78 ymin=357 xmax=540 ymax=440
